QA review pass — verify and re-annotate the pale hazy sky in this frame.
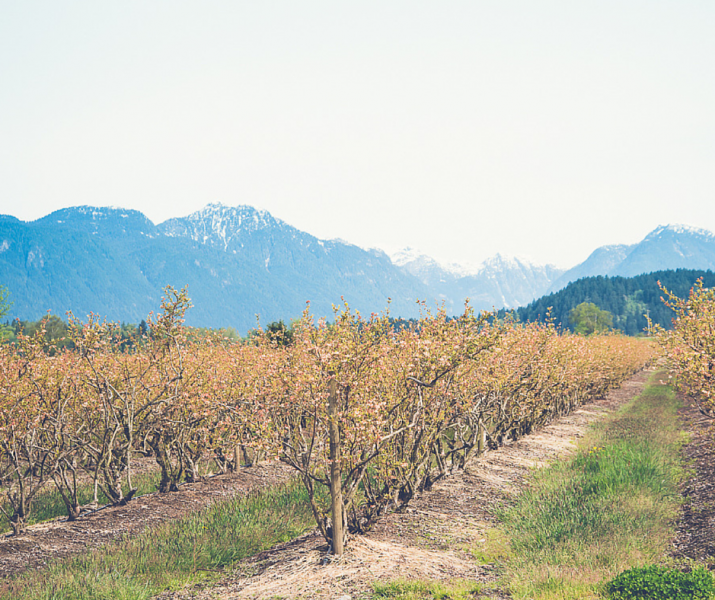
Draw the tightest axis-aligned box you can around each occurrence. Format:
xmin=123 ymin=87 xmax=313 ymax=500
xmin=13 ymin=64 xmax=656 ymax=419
xmin=1 ymin=2 xmax=714 ymax=269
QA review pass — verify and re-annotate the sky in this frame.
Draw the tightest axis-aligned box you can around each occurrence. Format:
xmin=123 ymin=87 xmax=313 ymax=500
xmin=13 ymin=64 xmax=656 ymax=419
xmin=1 ymin=2 xmax=714 ymax=270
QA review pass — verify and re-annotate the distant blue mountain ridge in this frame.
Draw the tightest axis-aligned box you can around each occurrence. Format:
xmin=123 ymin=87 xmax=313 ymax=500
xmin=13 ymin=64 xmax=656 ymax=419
xmin=0 ymin=204 xmax=713 ymax=332
xmin=1 ymin=204 xmax=429 ymax=332
xmin=545 ymin=224 xmax=715 ymax=293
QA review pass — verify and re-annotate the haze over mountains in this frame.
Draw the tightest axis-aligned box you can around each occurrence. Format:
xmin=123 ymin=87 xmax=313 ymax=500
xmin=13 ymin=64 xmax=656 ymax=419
xmin=390 ymin=248 xmax=564 ymax=314
xmin=1 ymin=203 xmax=714 ymax=332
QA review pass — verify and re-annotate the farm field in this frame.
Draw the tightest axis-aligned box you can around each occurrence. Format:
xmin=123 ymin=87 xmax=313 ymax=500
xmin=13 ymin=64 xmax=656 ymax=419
xmin=2 ymin=283 xmax=714 ymax=598
xmin=1 ymin=367 xmax=713 ymax=599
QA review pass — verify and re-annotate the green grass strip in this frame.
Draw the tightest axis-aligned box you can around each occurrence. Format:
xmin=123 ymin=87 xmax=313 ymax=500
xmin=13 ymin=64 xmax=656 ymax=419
xmin=1 ymin=481 xmax=317 ymax=600
xmin=1 ymin=471 xmax=162 ymax=534
xmin=493 ymin=373 xmax=689 ymax=600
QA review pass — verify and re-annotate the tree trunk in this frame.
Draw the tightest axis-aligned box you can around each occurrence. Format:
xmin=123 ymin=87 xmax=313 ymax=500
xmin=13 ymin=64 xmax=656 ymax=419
xmin=328 ymin=377 xmax=344 ymax=555
xmin=233 ymin=445 xmax=241 ymax=470
xmin=477 ymin=420 xmax=486 ymax=455
xmin=10 ymin=514 xmax=26 ymax=536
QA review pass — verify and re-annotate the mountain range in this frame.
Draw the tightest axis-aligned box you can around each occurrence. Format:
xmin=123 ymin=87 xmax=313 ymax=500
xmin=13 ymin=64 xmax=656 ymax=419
xmin=0 ymin=205 xmax=430 ymax=331
xmin=546 ymin=225 xmax=715 ymax=294
xmin=390 ymin=248 xmax=563 ymax=314
xmin=1 ymin=203 xmax=715 ymax=332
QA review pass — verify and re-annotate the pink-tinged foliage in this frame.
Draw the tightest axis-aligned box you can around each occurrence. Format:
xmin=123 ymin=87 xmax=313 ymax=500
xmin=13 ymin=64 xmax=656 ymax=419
xmin=652 ymin=279 xmax=715 ymax=420
xmin=0 ymin=291 xmax=655 ymax=542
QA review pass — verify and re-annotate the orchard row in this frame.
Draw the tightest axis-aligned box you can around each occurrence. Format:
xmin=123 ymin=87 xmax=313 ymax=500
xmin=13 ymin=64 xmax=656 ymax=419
xmin=652 ymin=279 xmax=715 ymax=423
xmin=0 ymin=288 xmax=655 ymax=546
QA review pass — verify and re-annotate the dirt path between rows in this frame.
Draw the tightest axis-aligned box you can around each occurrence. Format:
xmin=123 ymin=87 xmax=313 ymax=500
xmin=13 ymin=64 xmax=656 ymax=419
xmin=2 ymin=366 xmax=712 ymax=600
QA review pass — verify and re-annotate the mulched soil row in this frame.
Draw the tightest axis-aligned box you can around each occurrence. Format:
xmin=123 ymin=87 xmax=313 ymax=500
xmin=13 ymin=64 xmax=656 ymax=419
xmin=671 ymin=392 xmax=715 ymax=565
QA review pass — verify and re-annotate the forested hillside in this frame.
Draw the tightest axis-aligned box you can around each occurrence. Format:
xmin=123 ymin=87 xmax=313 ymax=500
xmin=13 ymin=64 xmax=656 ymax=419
xmin=516 ymin=269 xmax=715 ymax=335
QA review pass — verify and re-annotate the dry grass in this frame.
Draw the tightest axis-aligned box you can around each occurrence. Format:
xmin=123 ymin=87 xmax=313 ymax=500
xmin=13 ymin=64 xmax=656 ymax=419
xmin=222 ymin=535 xmax=480 ymax=600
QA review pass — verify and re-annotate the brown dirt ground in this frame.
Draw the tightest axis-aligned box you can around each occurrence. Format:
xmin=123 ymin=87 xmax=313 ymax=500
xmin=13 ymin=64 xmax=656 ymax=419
xmin=2 ymin=366 xmax=713 ymax=600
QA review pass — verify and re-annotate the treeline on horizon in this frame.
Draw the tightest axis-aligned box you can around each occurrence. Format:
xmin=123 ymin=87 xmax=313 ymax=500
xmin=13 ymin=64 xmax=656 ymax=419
xmin=3 ymin=268 xmax=712 ymax=343
xmin=515 ymin=268 xmax=715 ymax=336
xmin=0 ymin=315 xmax=245 ymax=348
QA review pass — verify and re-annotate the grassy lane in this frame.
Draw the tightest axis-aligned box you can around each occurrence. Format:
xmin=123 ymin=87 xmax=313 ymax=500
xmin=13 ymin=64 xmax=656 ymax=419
xmin=375 ymin=373 xmax=693 ymax=600
xmin=0 ymin=481 xmax=318 ymax=600
xmin=494 ymin=373 xmax=688 ymax=599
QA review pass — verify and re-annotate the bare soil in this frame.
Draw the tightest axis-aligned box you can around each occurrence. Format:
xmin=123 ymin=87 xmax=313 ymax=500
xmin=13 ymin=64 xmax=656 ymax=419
xmin=2 ymin=366 xmax=712 ymax=600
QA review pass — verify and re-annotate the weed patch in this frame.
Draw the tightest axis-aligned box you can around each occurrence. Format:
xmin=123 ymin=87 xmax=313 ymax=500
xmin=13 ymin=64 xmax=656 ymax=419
xmin=0 ymin=471 xmax=162 ymax=534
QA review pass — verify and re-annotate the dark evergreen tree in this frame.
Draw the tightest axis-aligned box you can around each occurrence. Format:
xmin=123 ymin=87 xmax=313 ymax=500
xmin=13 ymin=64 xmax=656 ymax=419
xmin=516 ymin=269 xmax=715 ymax=335
xmin=265 ymin=320 xmax=294 ymax=346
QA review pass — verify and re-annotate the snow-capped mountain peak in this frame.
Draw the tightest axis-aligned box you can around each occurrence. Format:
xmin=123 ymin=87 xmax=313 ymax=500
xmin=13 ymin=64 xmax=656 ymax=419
xmin=388 ymin=248 xmax=564 ymax=309
xmin=158 ymin=203 xmax=287 ymax=250
xmin=478 ymin=253 xmax=539 ymax=272
xmin=36 ymin=205 xmax=157 ymax=237
xmin=645 ymin=223 xmax=715 ymax=241
xmin=548 ymin=223 xmax=715 ymax=293
xmin=390 ymin=247 xmax=432 ymax=267
xmin=390 ymin=247 xmax=477 ymax=276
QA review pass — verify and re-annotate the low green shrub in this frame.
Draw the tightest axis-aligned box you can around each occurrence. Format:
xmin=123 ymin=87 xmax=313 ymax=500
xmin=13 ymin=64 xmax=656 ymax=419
xmin=606 ymin=565 xmax=715 ymax=600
